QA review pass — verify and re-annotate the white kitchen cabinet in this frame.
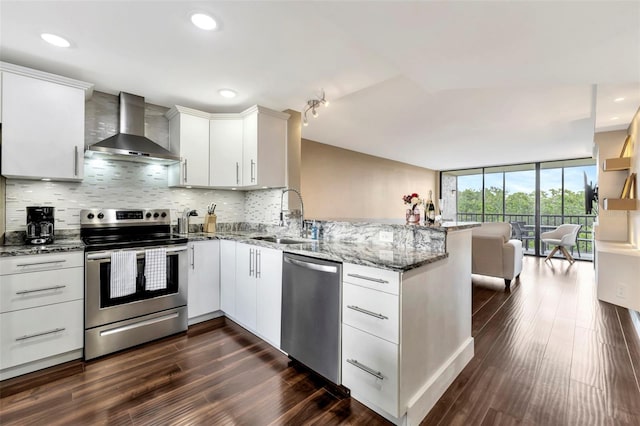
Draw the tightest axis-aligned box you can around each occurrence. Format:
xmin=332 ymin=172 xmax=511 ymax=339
xmin=232 ymin=242 xmax=283 ymax=347
xmin=341 ymin=230 xmax=474 ymax=425
xmin=220 ymin=240 xmax=237 ymax=316
xmin=166 ymin=106 xmax=210 ymax=188
xmin=255 ymin=246 xmax=283 ymax=347
xmin=241 ymin=106 xmax=289 ymax=189
xmin=209 ymin=117 xmax=243 ymax=187
xmin=235 ymin=243 xmax=257 ymax=330
xmin=187 ymin=240 xmax=220 ymax=323
xmin=0 ymin=63 xmax=93 ymax=181
xmin=0 ymin=251 xmax=84 ymax=381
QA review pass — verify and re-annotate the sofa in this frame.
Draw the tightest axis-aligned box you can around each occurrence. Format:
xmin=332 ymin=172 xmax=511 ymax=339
xmin=471 ymin=222 xmax=523 ymax=289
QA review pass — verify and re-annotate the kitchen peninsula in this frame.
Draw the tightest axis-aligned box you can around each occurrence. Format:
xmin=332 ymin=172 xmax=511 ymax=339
xmin=1 ymin=219 xmax=477 ymax=425
xmin=190 ymin=219 xmax=478 ymax=425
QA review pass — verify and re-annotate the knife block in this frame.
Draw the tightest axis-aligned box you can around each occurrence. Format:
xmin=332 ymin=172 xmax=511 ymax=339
xmin=204 ymin=214 xmax=217 ymax=234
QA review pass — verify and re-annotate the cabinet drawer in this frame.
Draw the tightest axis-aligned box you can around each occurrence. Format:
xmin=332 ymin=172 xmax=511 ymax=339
xmin=0 ymin=267 xmax=84 ymax=313
xmin=1 ymin=252 xmax=84 ymax=275
xmin=342 ymin=324 xmax=398 ymax=417
xmin=343 ymin=263 xmax=399 ymax=295
xmin=0 ymin=299 xmax=84 ymax=370
xmin=343 ymin=283 xmax=399 ymax=344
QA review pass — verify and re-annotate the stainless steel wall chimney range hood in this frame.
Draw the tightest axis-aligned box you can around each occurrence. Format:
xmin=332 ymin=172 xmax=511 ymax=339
xmin=86 ymin=92 xmax=181 ymax=164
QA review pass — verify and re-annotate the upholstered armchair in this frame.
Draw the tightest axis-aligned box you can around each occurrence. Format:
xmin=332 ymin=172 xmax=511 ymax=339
xmin=472 ymin=222 xmax=523 ymax=289
xmin=541 ymin=224 xmax=582 ymax=263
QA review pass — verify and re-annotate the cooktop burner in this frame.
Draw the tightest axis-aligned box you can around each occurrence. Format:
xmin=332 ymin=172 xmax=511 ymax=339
xmin=80 ymin=208 xmax=187 ymax=251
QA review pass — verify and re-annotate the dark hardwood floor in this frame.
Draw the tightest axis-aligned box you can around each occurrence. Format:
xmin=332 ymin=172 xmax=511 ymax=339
xmin=1 ymin=257 xmax=639 ymax=425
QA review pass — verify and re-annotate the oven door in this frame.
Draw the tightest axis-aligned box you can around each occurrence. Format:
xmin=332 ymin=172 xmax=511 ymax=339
xmin=85 ymin=245 xmax=188 ymax=329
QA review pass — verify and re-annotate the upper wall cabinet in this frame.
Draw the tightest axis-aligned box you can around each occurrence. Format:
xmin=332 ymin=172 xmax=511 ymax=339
xmin=172 ymin=104 xmax=289 ymax=189
xmin=209 ymin=116 xmax=243 ymax=187
xmin=241 ymin=106 xmax=289 ymax=189
xmin=166 ymin=106 xmax=211 ymax=188
xmin=0 ymin=62 xmax=93 ymax=181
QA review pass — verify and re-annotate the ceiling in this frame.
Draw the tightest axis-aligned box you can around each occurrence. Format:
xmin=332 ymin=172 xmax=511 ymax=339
xmin=1 ymin=1 xmax=639 ymax=171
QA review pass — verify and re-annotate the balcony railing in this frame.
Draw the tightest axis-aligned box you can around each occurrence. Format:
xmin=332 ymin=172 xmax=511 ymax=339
xmin=457 ymin=212 xmax=595 ymax=261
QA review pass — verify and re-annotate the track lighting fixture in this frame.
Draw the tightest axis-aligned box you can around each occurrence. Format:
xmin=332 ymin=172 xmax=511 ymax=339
xmin=302 ymin=89 xmax=329 ymax=126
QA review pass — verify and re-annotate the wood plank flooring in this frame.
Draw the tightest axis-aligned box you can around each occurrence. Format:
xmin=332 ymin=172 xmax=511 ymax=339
xmin=1 ymin=257 xmax=639 ymax=425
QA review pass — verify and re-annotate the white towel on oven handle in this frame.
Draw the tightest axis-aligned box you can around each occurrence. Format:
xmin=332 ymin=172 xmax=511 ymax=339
xmin=144 ymin=247 xmax=167 ymax=290
xmin=110 ymin=251 xmax=137 ymax=298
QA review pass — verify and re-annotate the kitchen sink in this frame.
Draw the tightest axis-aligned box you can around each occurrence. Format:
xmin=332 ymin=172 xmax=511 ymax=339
xmin=251 ymin=236 xmax=306 ymax=245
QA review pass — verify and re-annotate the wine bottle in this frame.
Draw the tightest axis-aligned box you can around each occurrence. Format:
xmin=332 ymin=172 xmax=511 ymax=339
xmin=425 ymin=190 xmax=436 ymax=224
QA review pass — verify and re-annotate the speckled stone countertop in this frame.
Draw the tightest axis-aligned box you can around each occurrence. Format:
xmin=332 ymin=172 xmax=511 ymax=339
xmin=0 ymin=239 xmax=85 ymax=257
xmin=187 ymin=231 xmax=447 ymax=272
xmin=1 ymin=228 xmax=454 ymax=272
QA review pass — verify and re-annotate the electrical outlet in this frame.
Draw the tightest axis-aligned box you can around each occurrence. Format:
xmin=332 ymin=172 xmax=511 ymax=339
xmin=379 ymin=231 xmax=394 ymax=243
xmin=616 ymin=284 xmax=627 ymax=299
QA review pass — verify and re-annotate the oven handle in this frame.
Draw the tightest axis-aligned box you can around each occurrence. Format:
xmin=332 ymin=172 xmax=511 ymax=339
xmin=86 ymin=245 xmax=188 ymax=260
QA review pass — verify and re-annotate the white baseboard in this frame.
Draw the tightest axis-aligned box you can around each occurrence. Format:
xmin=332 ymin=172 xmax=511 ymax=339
xmin=187 ymin=310 xmax=224 ymax=326
xmin=406 ymin=337 xmax=475 ymax=425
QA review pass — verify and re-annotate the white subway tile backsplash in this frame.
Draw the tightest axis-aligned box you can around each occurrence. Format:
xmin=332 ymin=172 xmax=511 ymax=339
xmin=5 ymin=159 xmax=252 ymax=231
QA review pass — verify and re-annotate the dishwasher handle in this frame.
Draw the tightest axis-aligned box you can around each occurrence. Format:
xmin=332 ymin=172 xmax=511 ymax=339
xmin=284 ymin=256 xmax=339 ymax=274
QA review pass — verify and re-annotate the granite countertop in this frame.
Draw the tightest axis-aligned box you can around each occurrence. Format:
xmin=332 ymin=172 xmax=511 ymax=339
xmin=1 ymin=231 xmax=449 ymax=272
xmin=188 ymin=231 xmax=447 ymax=272
xmin=0 ymin=239 xmax=85 ymax=257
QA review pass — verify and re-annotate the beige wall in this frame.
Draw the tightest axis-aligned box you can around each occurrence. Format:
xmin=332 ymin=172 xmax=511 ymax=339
xmin=301 ymin=139 xmax=436 ymax=220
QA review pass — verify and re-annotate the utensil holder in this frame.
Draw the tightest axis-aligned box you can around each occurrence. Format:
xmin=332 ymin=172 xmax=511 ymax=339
xmin=205 ymin=214 xmax=217 ymax=234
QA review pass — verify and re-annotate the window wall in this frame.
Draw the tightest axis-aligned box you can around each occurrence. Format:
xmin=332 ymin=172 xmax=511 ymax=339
xmin=441 ymin=158 xmax=597 ymax=261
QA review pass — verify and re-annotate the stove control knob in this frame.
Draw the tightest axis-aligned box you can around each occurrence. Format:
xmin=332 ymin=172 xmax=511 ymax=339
xmin=87 ymin=213 xmax=95 ymax=219
xmin=161 ymin=212 xmax=167 ymax=218
xmin=153 ymin=212 xmax=160 ymax=218
xmin=146 ymin=212 xmax=152 ymax=219
xmin=97 ymin=212 xmax=104 ymax=219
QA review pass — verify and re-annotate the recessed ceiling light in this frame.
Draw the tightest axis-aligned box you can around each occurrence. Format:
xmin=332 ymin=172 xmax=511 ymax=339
xmin=611 ymin=116 xmax=620 ymax=120
xmin=218 ymin=89 xmax=237 ymax=98
xmin=191 ymin=13 xmax=217 ymax=31
xmin=614 ymin=97 xmax=625 ymax=102
xmin=40 ymin=33 xmax=70 ymax=48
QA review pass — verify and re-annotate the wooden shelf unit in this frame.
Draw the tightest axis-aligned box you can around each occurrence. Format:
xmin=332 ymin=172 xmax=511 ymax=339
xmin=603 ymin=198 xmax=638 ymax=211
xmin=603 ymin=157 xmax=631 ymax=171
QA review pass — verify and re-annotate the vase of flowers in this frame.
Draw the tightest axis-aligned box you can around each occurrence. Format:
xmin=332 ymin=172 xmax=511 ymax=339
xmin=402 ymin=193 xmax=423 ymax=224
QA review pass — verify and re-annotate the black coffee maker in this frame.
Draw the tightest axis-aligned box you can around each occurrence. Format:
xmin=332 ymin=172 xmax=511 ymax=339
xmin=26 ymin=206 xmax=55 ymax=244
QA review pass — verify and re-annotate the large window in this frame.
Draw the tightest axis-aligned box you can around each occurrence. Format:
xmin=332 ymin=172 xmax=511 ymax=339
xmin=441 ymin=158 xmax=597 ymax=261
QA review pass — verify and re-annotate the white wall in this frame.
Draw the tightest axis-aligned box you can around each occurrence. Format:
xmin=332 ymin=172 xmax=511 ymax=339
xmin=594 ymin=130 xmax=630 ymax=241
xmin=629 ymin=107 xmax=640 ymax=247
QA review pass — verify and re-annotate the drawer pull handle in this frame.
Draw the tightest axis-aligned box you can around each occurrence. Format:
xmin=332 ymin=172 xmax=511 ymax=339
xmin=100 ymin=312 xmax=180 ymax=336
xmin=347 ymin=273 xmax=388 ymax=284
xmin=16 ymin=260 xmax=67 ymax=267
xmin=346 ymin=359 xmax=384 ymax=380
xmin=16 ymin=285 xmax=66 ymax=295
xmin=347 ymin=305 xmax=388 ymax=320
xmin=16 ymin=328 xmax=66 ymax=341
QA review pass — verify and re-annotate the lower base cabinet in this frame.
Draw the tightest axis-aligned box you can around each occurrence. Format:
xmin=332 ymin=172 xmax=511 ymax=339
xmin=0 ymin=299 xmax=84 ymax=371
xmin=221 ymin=241 xmax=283 ymax=348
xmin=340 ymin=229 xmax=474 ymax=425
xmin=342 ymin=323 xmax=399 ymax=416
xmin=187 ymin=240 xmax=221 ymax=323
xmin=0 ymin=251 xmax=85 ymax=380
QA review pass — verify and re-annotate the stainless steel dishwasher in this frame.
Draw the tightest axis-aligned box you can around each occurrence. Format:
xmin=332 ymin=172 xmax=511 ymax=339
xmin=281 ymin=253 xmax=342 ymax=385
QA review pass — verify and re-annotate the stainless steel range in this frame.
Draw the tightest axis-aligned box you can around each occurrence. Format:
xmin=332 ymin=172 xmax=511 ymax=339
xmin=81 ymin=208 xmax=188 ymax=360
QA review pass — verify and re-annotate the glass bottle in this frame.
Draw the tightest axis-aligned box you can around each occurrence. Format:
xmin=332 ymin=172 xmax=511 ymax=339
xmin=425 ymin=190 xmax=436 ymax=224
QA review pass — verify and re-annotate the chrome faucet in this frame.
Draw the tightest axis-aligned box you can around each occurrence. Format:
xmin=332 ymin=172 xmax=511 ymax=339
xmin=280 ymin=188 xmax=304 ymax=237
